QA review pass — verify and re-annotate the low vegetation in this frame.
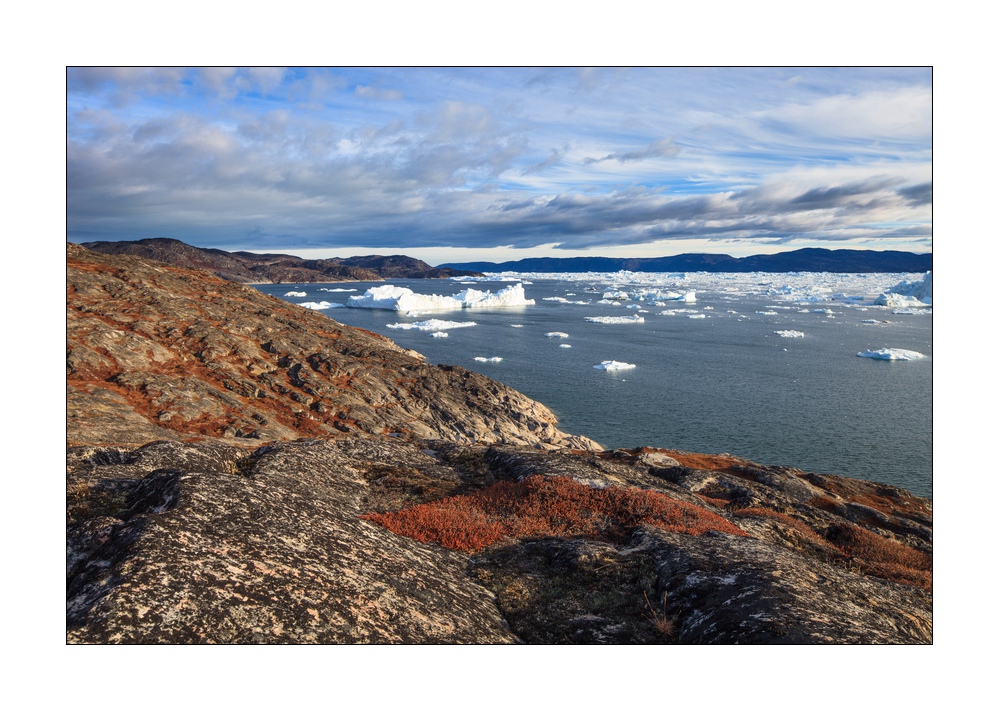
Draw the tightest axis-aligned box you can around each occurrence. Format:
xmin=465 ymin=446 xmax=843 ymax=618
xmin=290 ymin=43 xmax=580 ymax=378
xmin=362 ymin=474 xmax=747 ymax=553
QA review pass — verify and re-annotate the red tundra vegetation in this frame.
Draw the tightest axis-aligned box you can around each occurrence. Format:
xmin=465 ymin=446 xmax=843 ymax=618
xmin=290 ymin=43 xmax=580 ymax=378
xmin=362 ymin=475 xmax=748 ymax=553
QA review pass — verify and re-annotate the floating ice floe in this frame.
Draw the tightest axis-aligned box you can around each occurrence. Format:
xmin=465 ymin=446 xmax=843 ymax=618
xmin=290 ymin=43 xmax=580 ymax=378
xmin=559 ymin=344 xmax=572 ymax=348
xmin=861 ymin=319 xmax=888 ymax=325
xmin=756 ymin=311 xmax=778 ymax=316
xmin=511 ymin=324 xmax=524 ymax=328
xmin=285 ymin=291 xmax=308 ymax=297
xmin=585 ymin=314 xmax=645 ymax=324
xmin=594 ymin=360 xmax=636 ymax=371
xmin=774 ymin=330 xmax=805 ymax=338
xmin=857 ymin=348 xmax=927 ymax=361
xmin=545 ymin=332 xmax=569 ymax=338
xmin=347 ymin=282 xmax=534 ymax=313
xmin=319 ymin=287 xmax=357 ymax=293
xmin=602 ymin=290 xmax=630 ymax=300
xmin=544 ymin=296 xmax=571 ymax=303
xmin=430 ymin=332 xmax=449 ymax=338
xmin=688 ymin=314 xmax=706 ymax=319
xmin=386 ymin=319 xmax=478 ymax=331
xmin=298 ymin=301 xmax=344 ymax=310
xmin=474 ymin=356 xmax=504 ymax=362
xmin=660 ymin=308 xmax=699 ymax=316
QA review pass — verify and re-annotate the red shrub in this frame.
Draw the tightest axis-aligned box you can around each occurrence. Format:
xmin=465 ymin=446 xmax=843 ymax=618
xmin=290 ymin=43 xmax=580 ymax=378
xmin=823 ymin=522 xmax=931 ymax=589
xmin=362 ymin=475 xmax=747 ymax=553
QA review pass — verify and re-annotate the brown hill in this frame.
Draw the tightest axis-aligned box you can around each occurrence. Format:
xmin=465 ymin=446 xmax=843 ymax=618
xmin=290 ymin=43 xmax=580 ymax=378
xmin=78 ymin=237 xmax=483 ymax=282
xmin=66 ymin=244 xmax=931 ymax=644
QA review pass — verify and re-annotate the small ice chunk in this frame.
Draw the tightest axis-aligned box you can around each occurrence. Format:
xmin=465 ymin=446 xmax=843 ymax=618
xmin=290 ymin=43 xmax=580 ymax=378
xmin=594 ymin=360 xmax=636 ymax=371
xmin=585 ymin=315 xmax=645 ymax=324
xmin=773 ymin=330 xmax=805 ymax=338
xmin=298 ymin=301 xmax=344 ymax=310
xmin=602 ymin=290 xmax=630 ymax=300
xmin=545 ymin=331 xmax=570 ymax=338
xmin=559 ymin=344 xmax=572 ymax=348
xmin=688 ymin=314 xmax=706 ymax=319
xmin=430 ymin=332 xmax=449 ymax=338
xmin=387 ymin=319 xmax=477 ymax=331
xmin=473 ymin=356 xmax=504 ymax=362
xmin=511 ymin=324 xmax=524 ymax=328
xmin=857 ymin=348 xmax=926 ymax=360
xmin=319 ymin=287 xmax=357 ymax=292
xmin=285 ymin=291 xmax=308 ymax=297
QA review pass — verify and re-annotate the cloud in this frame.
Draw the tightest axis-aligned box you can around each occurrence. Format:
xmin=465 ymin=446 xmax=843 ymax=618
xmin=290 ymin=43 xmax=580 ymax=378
xmin=66 ymin=67 xmax=932 ymax=255
xmin=355 ymin=85 xmax=403 ymax=101
xmin=583 ymin=138 xmax=680 ymax=164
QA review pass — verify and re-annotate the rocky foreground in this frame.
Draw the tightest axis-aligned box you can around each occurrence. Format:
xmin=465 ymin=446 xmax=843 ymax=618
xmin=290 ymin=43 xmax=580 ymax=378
xmin=66 ymin=244 xmax=932 ymax=643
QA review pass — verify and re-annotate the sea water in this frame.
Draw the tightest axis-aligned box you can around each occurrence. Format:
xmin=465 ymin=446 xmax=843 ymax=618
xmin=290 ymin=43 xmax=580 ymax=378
xmin=254 ymin=272 xmax=932 ymax=498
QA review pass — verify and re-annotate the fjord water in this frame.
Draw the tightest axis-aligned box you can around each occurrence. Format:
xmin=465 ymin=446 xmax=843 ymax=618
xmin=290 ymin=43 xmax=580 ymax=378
xmin=254 ymin=275 xmax=932 ymax=497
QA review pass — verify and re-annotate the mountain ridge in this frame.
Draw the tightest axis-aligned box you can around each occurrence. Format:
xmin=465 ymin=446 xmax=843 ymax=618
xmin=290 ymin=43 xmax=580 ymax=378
xmin=441 ymin=247 xmax=932 ymax=274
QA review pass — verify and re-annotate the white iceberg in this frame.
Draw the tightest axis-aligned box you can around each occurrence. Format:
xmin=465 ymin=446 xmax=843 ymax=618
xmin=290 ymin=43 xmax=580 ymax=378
xmin=602 ymin=290 xmax=630 ymax=300
xmin=559 ymin=344 xmax=572 ymax=348
xmin=594 ymin=360 xmax=636 ymax=371
xmin=298 ymin=301 xmax=344 ymax=310
xmin=347 ymin=282 xmax=534 ymax=313
xmin=774 ymin=330 xmax=805 ymax=338
xmin=473 ymin=356 xmax=504 ymax=362
xmin=285 ymin=291 xmax=308 ymax=297
xmin=430 ymin=332 xmax=449 ymax=338
xmin=875 ymin=272 xmax=932 ymax=309
xmin=319 ymin=287 xmax=357 ymax=293
xmin=585 ymin=315 xmax=645 ymax=324
xmin=857 ymin=348 xmax=926 ymax=361
xmin=545 ymin=332 xmax=570 ymax=338
xmin=386 ymin=319 xmax=478 ymax=331
xmin=688 ymin=314 xmax=706 ymax=319
xmin=511 ymin=324 xmax=524 ymax=328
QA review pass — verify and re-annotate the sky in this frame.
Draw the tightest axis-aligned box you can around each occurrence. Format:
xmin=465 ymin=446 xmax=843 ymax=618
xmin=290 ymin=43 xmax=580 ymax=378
xmin=66 ymin=66 xmax=932 ymax=264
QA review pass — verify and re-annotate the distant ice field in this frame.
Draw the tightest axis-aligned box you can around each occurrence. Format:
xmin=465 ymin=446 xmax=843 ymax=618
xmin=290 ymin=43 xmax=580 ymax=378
xmin=254 ymin=270 xmax=932 ymax=498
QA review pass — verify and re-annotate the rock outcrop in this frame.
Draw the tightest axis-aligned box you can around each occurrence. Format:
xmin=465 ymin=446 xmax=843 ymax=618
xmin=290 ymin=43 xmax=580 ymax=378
xmin=67 ymin=244 xmax=593 ymax=450
xmin=66 ymin=244 xmax=932 ymax=644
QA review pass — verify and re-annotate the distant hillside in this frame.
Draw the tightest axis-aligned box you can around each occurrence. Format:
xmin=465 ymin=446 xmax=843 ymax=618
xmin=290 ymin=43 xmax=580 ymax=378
xmin=77 ymin=238 xmax=483 ymax=282
xmin=441 ymin=248 xmax=932 ymax=274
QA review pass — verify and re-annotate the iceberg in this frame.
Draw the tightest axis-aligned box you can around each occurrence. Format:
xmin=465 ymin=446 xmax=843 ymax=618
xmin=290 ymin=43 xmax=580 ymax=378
xmin=386 ymin=319 xmax=478 ymax=331
xmin=594 ymin=360 xmax=636 ymax=371
xmin=347 ymin=282 xmax=534 ymax=313
xmin=585 ymin=315 xmax=645 ymax=324
xmin=473 ymin=356 xmax=504 ymax=362
xmin=285 ymin=291 xmax=308 ymax=297
xmin=559 ymin=344 xmax=572 ymax=348
xmin=857 ymin=348 xmax=927 ymax=361
xmin=774 ymin=330 xmax=805 ymax=338
xmin=602 ymin=290 xmax=630 ymax=300
xmin=876 ymin=272 xmax=932 ymax=308
xmin=319 ymin=287 xmax=357 ymax=293
xmin=430 ymin=332 xmax=449 ymax=338
xmin=545 ymin=332 xmax=570 ymax=338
